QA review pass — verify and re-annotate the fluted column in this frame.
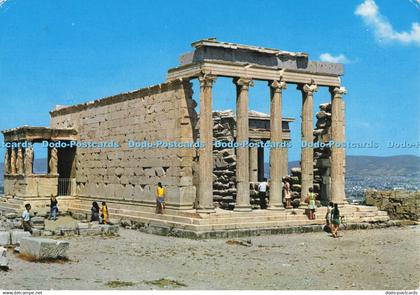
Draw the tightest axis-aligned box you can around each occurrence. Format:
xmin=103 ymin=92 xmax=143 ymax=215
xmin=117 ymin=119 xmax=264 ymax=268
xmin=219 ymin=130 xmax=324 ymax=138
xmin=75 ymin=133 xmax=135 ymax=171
xmin=16 ymin=147 xmax=24 ymax=174
xmin=268 ymin=79 xmax=287 ymax=210
xmin=249 ymin=141 xmax=258 ymax=183
xmin=298 ymin=80 xmax=318 ymax=205
xmin=197 ymin=74 xmax=216 ymax=213
xmin=24 ymin=146 xmax=34 ymax=175
xmin=10 ymin=147 xmax=16 ymax=174
xmin=234 ymin=77 xmax=253 ymax=212
xmin=330 ymin=86 xmax=347 ymax=204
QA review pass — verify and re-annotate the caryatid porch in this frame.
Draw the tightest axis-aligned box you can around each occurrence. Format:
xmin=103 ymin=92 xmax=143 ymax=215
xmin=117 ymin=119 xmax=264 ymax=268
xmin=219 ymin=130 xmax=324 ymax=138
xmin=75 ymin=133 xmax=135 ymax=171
xmin=168 ymin=38 xmax=348 ymax=213
xmin=2 ymin=126 xmax=78 ymax=199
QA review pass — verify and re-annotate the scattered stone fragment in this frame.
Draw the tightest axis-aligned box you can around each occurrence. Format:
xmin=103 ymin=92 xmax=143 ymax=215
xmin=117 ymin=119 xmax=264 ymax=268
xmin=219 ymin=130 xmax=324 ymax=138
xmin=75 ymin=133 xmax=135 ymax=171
xmin=10 ymin=230 xmax=31 ymax=245
xmin=0 ymin=231 xmax=10 ymax=246
xmin=0 ymin=246 xmax=9 ymax=271
xmin=20 ymin=237 xmax=70 ymax=260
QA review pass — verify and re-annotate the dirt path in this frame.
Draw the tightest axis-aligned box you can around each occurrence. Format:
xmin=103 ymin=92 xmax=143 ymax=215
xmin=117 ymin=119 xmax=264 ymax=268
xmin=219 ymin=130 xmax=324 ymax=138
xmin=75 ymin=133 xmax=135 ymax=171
xmin=1 ymin=226 xmax=419 ymax=290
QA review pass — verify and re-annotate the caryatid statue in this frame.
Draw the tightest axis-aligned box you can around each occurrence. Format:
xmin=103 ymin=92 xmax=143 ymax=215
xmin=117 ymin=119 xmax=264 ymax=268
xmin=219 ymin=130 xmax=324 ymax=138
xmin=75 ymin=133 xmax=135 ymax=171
xmin=49 ymin=147 xmax=58 ymax=175
xmin=16 ymin=147 xmax=24 ymax=174
xmin=4 ymin=149 xmax=10 ymax=174
xmin=10 ymin=148 xmax=16 ymax=174
xmin=24 ymin=147 xmax=34 ymax=175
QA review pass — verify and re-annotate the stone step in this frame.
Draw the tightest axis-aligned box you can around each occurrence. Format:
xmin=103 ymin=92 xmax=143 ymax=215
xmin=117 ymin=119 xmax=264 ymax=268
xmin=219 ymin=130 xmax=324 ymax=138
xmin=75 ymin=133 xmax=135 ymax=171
xmin=68 ymin=206 xmax=197 ymax=225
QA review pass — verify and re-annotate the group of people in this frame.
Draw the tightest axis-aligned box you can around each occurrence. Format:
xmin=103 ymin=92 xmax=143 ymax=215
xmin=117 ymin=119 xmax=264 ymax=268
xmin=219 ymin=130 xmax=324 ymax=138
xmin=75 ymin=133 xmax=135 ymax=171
xmin=20 ymin=193 xmax=60 ymax=234
xmin=256 ymin=179 xmax=295 ymax=210
xmin=257 ymin=180 xmax=343 ymax=238
xmin=325 ymin=202 xmax=341 ymax=238
xmin=90 ymin=201 xmax=110 ymax=224
xmin=88 ymin=182 xmax=166 ymax=222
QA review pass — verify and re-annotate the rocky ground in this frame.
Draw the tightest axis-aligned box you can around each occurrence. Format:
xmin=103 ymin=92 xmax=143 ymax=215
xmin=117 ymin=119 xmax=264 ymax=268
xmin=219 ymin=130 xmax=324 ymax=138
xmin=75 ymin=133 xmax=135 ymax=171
xmin=1 ymin=225 xmax=419 ymax=290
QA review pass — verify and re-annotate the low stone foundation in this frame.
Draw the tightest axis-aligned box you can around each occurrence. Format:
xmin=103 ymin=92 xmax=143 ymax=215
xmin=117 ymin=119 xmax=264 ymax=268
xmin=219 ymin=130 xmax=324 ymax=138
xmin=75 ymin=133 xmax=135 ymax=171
xmin=365 ymin=190 xmax=419 ymax=221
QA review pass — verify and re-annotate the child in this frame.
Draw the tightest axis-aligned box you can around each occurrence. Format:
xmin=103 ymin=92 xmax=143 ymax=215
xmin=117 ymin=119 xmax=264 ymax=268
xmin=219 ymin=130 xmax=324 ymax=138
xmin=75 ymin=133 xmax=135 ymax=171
xmin=156 ymin=182 xmax=165 ymax=214
xmin=101 ymin=202 xmax=109 ymax=224
xmin=22 ymin=203 xmax=33 ymax=234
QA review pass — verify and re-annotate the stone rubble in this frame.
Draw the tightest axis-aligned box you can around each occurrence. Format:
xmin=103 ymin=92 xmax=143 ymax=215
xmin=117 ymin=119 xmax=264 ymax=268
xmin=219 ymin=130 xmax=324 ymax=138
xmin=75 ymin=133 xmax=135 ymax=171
xmin=20 ymin=237 xmax=70 ymax=260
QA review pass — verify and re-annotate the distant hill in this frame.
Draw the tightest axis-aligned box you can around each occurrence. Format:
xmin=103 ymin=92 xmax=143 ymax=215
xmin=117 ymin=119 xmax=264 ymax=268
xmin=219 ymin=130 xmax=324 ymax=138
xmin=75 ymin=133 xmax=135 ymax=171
xmin=268 ymin=155 xmax=420 ymax=178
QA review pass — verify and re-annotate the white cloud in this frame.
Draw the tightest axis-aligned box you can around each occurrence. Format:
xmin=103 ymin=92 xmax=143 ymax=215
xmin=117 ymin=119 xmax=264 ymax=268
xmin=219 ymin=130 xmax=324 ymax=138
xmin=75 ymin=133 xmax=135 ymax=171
xmin=319 ymin=53 xmax=350 ymax=64
xmin=355 ymin=0 xmax=420 ymax=46
xmin=0 ymin=0 xmax=7 ymax=7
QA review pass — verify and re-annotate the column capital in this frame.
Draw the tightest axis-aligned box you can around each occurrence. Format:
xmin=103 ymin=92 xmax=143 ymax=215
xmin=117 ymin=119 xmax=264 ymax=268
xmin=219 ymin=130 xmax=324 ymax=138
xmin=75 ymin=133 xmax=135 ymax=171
xmin=298 ymin=79 xmax=318 ymax=94
xmin=329 ymin=86 xmax=347 ymax=97
xmin=233 ymin=77 xmax=254 ymax=90
xmin=198 ymin=73 xmax=217 ymax=88
xmin=269 ymin=78 xmax=287 ymax=92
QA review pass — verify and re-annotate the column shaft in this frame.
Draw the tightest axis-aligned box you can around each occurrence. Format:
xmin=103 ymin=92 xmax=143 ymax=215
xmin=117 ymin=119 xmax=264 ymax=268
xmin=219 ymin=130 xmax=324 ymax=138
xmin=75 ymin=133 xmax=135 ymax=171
xmin=268 ymin=79 xmax=287 ymax=210
xmin=197 ymin=74 xmax=216 ymax=213
xmin=234 ymin=77 xmax=253 ymax=211
xmin=299 ymin=81 xmax=318 ymax=204
xmin=257 ymin=146 xmax=265 ymax=181
xmin=330 ymin=86 xmax=347 ymax=204
xmin=249 ymin=143 xmax=258 ymax=183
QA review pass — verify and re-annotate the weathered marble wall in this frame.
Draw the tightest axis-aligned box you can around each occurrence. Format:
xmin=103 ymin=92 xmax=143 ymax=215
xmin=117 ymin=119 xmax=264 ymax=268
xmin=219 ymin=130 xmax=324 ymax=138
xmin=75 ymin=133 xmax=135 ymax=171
xmin=50 ymin=80 xmax=197 ymax=209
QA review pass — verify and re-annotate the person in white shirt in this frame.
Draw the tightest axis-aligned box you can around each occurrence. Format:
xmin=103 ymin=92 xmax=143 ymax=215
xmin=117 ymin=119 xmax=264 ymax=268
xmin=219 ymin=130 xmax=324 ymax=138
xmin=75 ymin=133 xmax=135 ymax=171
xmin=21 ymin=203 xmax=33 ymax=234
xmin=258 ymin=178 xmax=268 ymax=209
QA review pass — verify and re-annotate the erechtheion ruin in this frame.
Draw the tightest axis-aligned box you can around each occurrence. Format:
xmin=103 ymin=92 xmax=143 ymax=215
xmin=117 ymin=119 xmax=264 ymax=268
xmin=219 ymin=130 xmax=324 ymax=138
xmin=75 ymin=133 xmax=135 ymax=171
xmin=0 ymin=39 xmax=389 ymax=238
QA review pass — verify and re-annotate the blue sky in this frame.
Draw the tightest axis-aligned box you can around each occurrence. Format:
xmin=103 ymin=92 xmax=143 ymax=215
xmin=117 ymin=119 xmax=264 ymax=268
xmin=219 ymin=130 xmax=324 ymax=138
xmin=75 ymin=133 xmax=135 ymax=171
xmin=0 ymin=0 xmax=419 ymax=161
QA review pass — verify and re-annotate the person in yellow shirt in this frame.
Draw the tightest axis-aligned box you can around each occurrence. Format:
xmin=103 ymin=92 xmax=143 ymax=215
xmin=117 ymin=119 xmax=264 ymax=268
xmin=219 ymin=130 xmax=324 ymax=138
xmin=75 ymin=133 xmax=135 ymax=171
xmin=156 ymin=182 xmax=165 ymax=214
xmin=101 ymin=201 xmax=109 ymax=224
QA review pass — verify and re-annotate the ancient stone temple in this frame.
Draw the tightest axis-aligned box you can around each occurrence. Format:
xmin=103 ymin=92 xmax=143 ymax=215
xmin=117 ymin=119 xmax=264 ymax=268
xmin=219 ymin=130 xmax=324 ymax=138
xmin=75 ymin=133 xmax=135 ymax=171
xmin=0 ymin=39 xmax=389 ymax=238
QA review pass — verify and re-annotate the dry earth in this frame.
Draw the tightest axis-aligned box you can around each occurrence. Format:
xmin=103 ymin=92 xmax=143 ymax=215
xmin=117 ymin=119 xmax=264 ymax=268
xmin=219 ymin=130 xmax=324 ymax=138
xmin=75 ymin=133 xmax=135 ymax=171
xmin=1 ymin=225 xmax=419 ymax=290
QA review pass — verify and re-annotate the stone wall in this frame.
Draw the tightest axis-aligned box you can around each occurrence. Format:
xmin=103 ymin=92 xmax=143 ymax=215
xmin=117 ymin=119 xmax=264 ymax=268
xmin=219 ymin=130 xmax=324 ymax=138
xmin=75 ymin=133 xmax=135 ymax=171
xmin=211 ymin=111 xmax=237 ymax=209
xmin=207 ymin=111 xmax=268 ymax=210
xmin=284 ymin=102 xmax=332 ymax=206
xmin=50 ymin=80 xmax=197 ymax=209
xmin=365 ymin=190 xmax=419 ymax=221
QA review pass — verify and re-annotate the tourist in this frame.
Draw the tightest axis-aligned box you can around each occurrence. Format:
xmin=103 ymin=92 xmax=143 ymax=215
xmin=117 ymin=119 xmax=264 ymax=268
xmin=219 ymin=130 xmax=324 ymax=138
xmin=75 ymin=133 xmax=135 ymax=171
xmin=49 ymin=194 xmax=59 ymax=221
xmin=91 ymin=201 xmax=100 ymax=222
xmin=283 ymin=180 xmax=292 ymax=209
xmin=307 ymin=187 xmax=316 ymax=220
xmin=258 ymin=178 xmax=268 ymax=209
xmin=21 ymin=203 xmax=33 ymax=234
xmin=156 ymin=182 xmax=166 ymax=214
xmin=331 ymin=203 xmax=341 ymax=238
xmin=324 ymin=201 xmax=334 ymax=233
xmin=101 ymin=201 xmax=109 ymax=224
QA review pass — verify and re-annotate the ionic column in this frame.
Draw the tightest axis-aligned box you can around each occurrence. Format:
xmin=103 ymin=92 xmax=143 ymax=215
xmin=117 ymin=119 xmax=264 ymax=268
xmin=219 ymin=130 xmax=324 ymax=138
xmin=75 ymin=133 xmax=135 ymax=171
xmin=49 ymin=147 xmax=58 ymax=175
xmin=24 ymin=146 xmax=34 ymax=175
xmin=268 ymin=79 xmax=287 ymax=210
xmin=249 ymin=141 xmax=258 ymax=183
xmin=4 ymin=147 xmax=10 ymax=174
xmin=16 ymin=147 xmax=24 ymax=174
xmin=10 ymin=147 xmax=16 ymax=174
xmin=330 ymin=86 xmax=347 ymax=204
xmin=234 ymin=77 xmax=253 ymax=212
xmin=298 ymin=80 xmax=318 ymax=205
xmin=197 ymin=74 xmax=217 ymax=213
